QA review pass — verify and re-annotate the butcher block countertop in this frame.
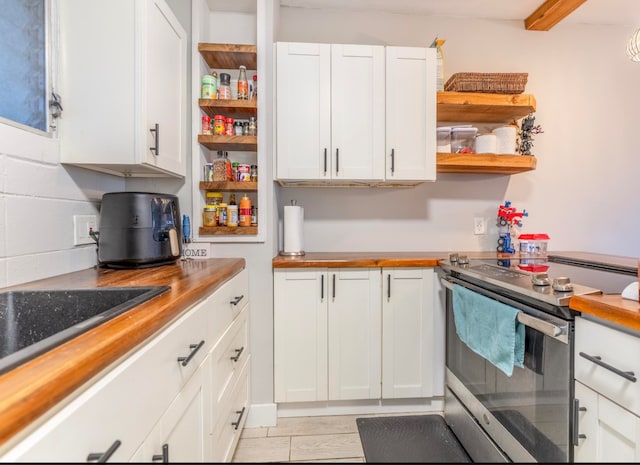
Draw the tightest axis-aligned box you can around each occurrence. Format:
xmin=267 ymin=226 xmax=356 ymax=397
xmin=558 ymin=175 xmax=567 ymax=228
xmin=0 ymin=258 xmax=245 ymax=451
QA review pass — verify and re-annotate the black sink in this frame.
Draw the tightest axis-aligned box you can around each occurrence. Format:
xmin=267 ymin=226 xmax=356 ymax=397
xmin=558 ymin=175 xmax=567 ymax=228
xmin=0 ymin=286 xmax=170 ymax=375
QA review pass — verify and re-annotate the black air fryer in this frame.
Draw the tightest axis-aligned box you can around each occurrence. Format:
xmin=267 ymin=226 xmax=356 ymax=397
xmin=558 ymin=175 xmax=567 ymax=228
xmin=95 ymin=192 xmax=183 ymax=268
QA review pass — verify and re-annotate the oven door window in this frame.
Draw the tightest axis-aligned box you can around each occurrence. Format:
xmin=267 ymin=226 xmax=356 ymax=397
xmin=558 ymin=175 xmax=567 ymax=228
xmin=446 ymin=290 xmax=571 ymax=463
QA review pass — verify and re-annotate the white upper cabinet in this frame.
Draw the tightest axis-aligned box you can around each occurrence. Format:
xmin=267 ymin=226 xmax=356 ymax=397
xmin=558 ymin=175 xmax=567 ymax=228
xmin=385 ymin=47 xmax=436 ymax=181
xmin=59 ymin=0 xmax=187 ymax=178
xmin=276 ymin=42 xmax=385 ymax=182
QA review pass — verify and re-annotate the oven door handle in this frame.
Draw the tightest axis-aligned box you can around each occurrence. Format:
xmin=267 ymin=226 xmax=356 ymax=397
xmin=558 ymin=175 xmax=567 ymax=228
xmin=441 ymin=276 xmax=564 ymax=339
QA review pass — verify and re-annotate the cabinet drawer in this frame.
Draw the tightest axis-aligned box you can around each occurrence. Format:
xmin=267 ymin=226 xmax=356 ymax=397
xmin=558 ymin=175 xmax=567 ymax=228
xmin=209 ymin=269 xmax=249 ymax=344
xmin=575 ymin=316 xmax=640 ymax=416
xmin=2 ymin=298 xmax=210 ymax=462
xmin=210 ymin=306 xmax=249 ymax=419
xmin=211 ymin=359 xmax=250 ymax=463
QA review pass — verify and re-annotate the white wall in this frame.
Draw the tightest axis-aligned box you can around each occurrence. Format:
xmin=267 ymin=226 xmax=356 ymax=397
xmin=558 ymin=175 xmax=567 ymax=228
xmin=276 ymin=8 xmax=640 ymax=257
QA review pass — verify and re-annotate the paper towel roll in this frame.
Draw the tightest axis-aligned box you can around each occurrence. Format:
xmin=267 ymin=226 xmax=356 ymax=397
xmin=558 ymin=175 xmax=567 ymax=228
xmin=475 ymin=134 xmax=497 ymax=154
xmin=284 ymin=205 xmax=304 ymax=254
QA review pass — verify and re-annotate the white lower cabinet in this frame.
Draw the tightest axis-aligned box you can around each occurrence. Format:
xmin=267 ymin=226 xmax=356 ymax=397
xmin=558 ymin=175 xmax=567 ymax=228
xmin=0 ymin=269 xmax=250 ymax=463
xmin=274 ymin=268 xmax=382 ymax=402
xmin=574 ymin=315 xmax=640 ymax=462
xmin=274 ymin=267 xmax=437 ymax=404
xmin=382 ymin=268 xmax=435 ymax=398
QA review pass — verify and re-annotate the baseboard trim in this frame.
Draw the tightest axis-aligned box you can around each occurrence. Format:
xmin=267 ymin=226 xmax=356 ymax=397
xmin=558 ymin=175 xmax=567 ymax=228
xmin=245 ymin=402 xmax=278 ymax=427
xmin=276 ymin=397 xmax=445 ymax=418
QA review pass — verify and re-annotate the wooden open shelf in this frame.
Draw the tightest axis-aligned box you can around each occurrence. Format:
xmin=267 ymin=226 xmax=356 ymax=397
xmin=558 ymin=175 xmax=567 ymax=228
xmin=199 ymin=181 xmax=257 ymax=191
xmin=436 ymin=153 xmax=537 ymax=174
xmin=197 ymin=135 xmax=257 ymax=152
xmin=198 ymin=99 xmax=257 ymax=118
xmin=437 ymin=91 xmax=536 ymax=123
xmin=199 ymin=226 xmax=258 ymax=236
xmin=198 ymin=43 xmax=257 ymax=70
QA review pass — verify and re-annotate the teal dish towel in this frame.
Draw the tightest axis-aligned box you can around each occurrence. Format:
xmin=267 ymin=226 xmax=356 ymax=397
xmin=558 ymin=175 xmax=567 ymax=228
xmin=452 ymin=284 xmax=525 ymax=377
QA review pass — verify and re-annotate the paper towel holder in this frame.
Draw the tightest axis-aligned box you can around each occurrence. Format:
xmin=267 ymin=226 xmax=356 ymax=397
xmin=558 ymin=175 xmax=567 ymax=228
xmin=279 ymin=200 xmax=306 ymax=256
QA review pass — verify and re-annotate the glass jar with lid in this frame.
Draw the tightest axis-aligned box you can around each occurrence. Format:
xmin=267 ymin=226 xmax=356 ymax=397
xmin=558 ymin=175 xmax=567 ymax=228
xmin=206 ymin=191 xmax=223 ymax=206
xmin=203 ymin=206 xmax=217 ymax=227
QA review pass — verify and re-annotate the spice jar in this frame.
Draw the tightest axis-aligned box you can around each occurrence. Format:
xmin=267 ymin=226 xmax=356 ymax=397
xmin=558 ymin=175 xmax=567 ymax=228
xmin=218 ymin=73 xmax=231 ymax=99
xmin=203 ymin=206 xmax=217 ymax=227
xmin=250 ymin=164 xmax=258 ymax=182
xmin=234 ymin=121 xmax=244 ymax=136
xmin=225 ymin=117 xmax=234 ymax=136
xmin=237 ymin=65 xmax=249 ymax=100
xmin=201 ymin=115 xmax=211 ymax=135
xmin=213 ymin=115 xmax=225 ymax=135
xmin=248 ymin=117 xmax=257 ymax=136
xmin=231 ymin=163 xmax=239 ymax=182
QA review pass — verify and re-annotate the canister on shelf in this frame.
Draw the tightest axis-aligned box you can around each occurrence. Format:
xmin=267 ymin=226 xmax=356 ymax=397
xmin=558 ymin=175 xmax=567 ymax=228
xmin=203 ymin=163 xmax=214 ymax=181
xmin=237 ymin=163 xmax=251 ymax=182
xmin=218 ymin=203 xmax=228 ymax=226
xmin=248 ymin=117 xmax=257 ymax=136
xmin=225 ymin=117 xmax=234 ymax=136
xmin=234 ymin=121 xmax=244 ymax=136
xmin=201 ymin=115 xmax=211 ymax=135
xmin=205 ymin=191 xmax=223 ymax=206
xmin=201 ymin=74 xmax=217 ymax=99
xmin=237 ymin=65 xmax=249 ymax=100
xmin=251 ymin=205 xmax=257 ymax=226
xmin=218 ymin=73 xmax=231 ymax=99
xmin=203 ymin=206 xmax=217 ymax=227
xmin=250 ymin=165 xmax=258 ymax=182
xmin=213 ymin=115 xmax=225 ymax=135
xmin=226 ymin=204 xmax=238 ymax=227
xmin=231 ymin=163 xmax=239 ymax=182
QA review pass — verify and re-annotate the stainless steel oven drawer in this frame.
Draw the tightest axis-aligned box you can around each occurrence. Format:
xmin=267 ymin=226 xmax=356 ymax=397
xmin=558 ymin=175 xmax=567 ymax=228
xmin=575 ymin=316 xmax=640 ymax=416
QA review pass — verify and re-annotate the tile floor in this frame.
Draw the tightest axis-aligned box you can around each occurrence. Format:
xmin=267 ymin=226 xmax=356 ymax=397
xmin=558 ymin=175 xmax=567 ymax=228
xmin=232 ymin=414 xmax=368 ymax=463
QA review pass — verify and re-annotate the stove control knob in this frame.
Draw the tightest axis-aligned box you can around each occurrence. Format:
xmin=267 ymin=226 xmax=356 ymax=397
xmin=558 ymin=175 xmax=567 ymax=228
xmin=553 ymin=277 xmax=574 ymax=292
xmin=457 ymin=255 xmax=469 ymax=265
xmin=531 ymin=273 xmax=551 ymax=286
xmin=449 ymin=253 xmax=459 ymax=263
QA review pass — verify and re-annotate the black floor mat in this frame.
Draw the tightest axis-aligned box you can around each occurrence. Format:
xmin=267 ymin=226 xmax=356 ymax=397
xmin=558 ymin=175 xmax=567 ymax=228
xmin=356 ymin=414 xmax=471 ymax=463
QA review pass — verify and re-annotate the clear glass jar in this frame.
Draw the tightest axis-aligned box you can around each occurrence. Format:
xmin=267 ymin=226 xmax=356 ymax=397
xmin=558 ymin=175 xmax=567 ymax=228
xmin=202 ymin=206 xmax=217 ymax=227
xmin=248 ymin=117 xmax=257 ymax=136
xmin=237 ymin=65 xmax=249 ymax=100
xmin=234 ymin=121 xmax=243 ymax=136
xmin=205 ymin=191 xmax=223 ymax=206
xmin=250 ymin=164 xmax=258 ymax=182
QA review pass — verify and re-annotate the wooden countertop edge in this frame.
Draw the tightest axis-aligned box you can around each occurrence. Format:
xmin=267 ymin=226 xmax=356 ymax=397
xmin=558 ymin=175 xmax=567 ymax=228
xmin=570 ymin=294 xmax=640 ymax=332
xmin=0 ymin=258 xmax=245 ymax=450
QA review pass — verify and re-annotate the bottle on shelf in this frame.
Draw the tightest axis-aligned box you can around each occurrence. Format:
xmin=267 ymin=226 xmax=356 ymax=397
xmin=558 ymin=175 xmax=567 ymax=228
xmin=237 ymin=65 xmax=249 ymax=100
xmin=251 ymin=74 xmax=257 ymax=101
xmin=228 ymin=193 xmax=237 ymax=206
xmin=239 ymin=194 xmax=252 ymax=227
xmin=248 ymin=117 xmax=257 ymax=136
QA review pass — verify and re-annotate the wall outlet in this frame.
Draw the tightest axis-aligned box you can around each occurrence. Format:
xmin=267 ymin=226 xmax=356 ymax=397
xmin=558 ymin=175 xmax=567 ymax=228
xmin=73 ymin=214 xmax=97 ymax=245
xmin=474 ymin=217 xmax=486 ymax=235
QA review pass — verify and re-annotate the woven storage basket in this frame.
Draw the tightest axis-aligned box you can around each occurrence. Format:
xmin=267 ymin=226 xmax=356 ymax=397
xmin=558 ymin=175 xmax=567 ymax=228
xmin=444 ymin=72 xmax=528 ymax=94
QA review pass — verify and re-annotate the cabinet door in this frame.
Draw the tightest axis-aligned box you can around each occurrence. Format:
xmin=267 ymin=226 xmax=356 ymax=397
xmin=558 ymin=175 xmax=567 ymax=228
xmin=273 ymin=269 xmax=328 ymax=402
xmin=385 ymin=47 xmax=436 ymax=181
xmin=131 ymin=366 xmax=207 ymax=462
xmin=575 ymin=380 xmax=640 ymax=462
xmin=382 ymin=268 xmax=435 ymax=399
xmin=328 ymin=268 xmax=382 ymax=400
xmin=275 ymin=42 xmax=331 ymax=180
xmin=331 ymin=44 xmax=385 ymax=180
xmin=144 ymin=0 xmax=187 ymax=176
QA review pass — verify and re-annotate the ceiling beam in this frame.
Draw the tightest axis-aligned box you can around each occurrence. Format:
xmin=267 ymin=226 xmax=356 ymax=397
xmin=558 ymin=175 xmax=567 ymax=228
xmin=525 ymin=0 xmax=588 ymax=31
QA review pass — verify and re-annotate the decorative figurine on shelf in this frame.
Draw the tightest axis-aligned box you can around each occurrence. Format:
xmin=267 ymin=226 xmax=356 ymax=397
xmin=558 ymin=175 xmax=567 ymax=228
xmin=496 ymin=201 xmax=528 ymax=254
xmin=517 ymin=113 xmax=544 ymax=155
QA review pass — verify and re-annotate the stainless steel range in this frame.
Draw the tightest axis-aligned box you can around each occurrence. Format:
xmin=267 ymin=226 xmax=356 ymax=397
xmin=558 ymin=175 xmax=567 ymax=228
xmin=438 ymin=254 xmax=638 ymax=462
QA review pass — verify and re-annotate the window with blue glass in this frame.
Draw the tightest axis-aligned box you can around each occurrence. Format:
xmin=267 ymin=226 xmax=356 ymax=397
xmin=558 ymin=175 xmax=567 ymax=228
xmin=0 ymin=0 xmax=49 ymax=133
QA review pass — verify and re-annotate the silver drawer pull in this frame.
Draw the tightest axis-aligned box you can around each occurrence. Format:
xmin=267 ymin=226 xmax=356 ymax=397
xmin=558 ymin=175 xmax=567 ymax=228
xmin=177 ymin=340 xmax=205 ymax=367
xmin=579 ymin=351 xmax=637 ymax=382
xmin=230 ymin=346 xmax=245 ymax=362
xmin=87 ymin=440 xmax=121 ymax=462
xmin=231 ymin=407 xmax=246 ymax=430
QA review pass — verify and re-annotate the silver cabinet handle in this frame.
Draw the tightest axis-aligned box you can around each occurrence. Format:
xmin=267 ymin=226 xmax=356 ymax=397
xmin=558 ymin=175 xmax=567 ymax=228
xmin=579 ymin=351 xmax=637 ymax=382
xmin=390 ymin=148 xmax=395 ymax=174
xmin=231 ymin=407 xmax=246 ymax=430
xmin=177 ymin=340 xmax=205 ymax=367
xmin=230 ymin=346 xmax=245 ymax=362
xmin=230 ymin=295 xmax=244 ymax=306
xmin=573 ymin=398 xmax=587 ymax=446
xmin=87 ymin=440 xmax=121 ymax=462
xmin=149 ymin=123 xmax=159 ymax=155
xmin=152 ymin=444 xmax=169 ymax=463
